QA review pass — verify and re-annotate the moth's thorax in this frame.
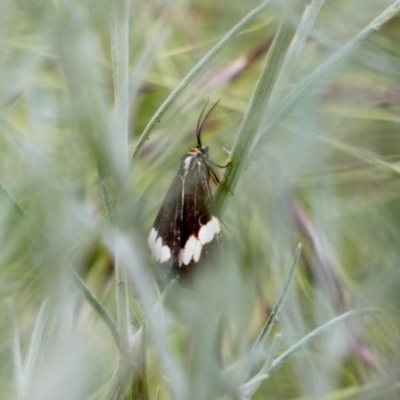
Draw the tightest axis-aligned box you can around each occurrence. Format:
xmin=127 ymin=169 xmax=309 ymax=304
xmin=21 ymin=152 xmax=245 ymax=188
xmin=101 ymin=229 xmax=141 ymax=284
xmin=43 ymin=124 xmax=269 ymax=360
xmin=180 ymin=145 xmax=209 ymax=177
xmin=187 ymin=145 xmax=209 ymax=158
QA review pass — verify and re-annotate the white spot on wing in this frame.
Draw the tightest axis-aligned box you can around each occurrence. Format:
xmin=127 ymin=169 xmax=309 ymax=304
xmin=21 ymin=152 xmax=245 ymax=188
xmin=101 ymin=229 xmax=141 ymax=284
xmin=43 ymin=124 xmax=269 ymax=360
xmin=183 ymin=236 xmax=196 ymax=265
xmin=180 ymin=235 xmax=203 ymax=266
xmin=199 ymin=216 xmax=220 ymax=244
xmin=160 ymin=245 xmax=171 ymax=263
xmin=153 ymin=237 xmax=162 ymax=259
xmin=193 ymin=238 xmax=202 ymax=262
xmin=211 ymin=216 xmax=221 ymax=234
xmin=149 ymin=235 xmax=172 ymax=263
xmin=148 ymin=228 xmax=157 ymax=248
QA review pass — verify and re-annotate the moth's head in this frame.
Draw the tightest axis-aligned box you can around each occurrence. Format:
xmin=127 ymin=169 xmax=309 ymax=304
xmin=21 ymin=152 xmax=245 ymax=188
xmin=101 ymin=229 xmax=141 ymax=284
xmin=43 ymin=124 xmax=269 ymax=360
xmin=188 ymin=144 xmax=208 ymax=158
xmin=198 ymin=144 xmax=209 ymax=157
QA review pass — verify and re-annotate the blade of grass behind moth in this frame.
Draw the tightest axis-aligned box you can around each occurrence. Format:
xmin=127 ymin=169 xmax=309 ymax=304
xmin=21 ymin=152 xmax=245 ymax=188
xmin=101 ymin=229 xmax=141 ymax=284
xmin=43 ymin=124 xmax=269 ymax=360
xmin=254 ymin=0 xmax=400 ymax=151
xmin=253 ymin=244 xmax=301 ymax=349
xmin=21 ymin=299 xmax=53 ymax=396
xmin=2 ymin=178 xmax=122 ymax=353
xmin=268 ymin=308 xmax=384 ymax=374
xmin=98 ymin=163 xmax=118 ymax=225
xmin=319 ymin=135 xmax=400 ymax=176
xmin=105 ymin=236 xmax=139 ymax=400
xmin=240 ymin=334 xmax=282 ymax=399
xmin=110 ymin=2 xmax=143 ymax=397
xmin=115 ymin=233 xmax=187 ymax=400
xmin=69 ymin=268 xmax=121 ymax=351
xmin=115 ymin=240 xmax=134 ymax=349
xmin=128 ymin=20 xmax=169 ymax=120
xmin=0 ymin=181 xmax=27 ymax=218
xmin=214 ymin=20 xmax=295 ymax=213
xmin=6 ymin=299 xmax=23 ymax=396
xmin=131 ymin=0 xmax=273 ymax=163
xmin=261 ymin=0 xmax=324 ymax=110
xmin=104 ymin=359 xmax=137 ymax=400
xmin=110 ymin=0 xmax=130 ymax=165
xmin=215 ymin=0 xmax=326 ymax=211
xmin=110 ymin=0 xmax=135 ymax=355
xmin=223 ymin=245 xmax=301 ymax=385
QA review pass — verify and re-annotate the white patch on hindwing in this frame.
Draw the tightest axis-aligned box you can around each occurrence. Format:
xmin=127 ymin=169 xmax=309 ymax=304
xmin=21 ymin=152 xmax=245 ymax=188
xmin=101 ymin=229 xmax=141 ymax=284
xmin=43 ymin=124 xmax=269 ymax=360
xmin=198 ymin=216 xmax=220 ymax=244
xmin=148 ymin=228 xmax=172 ymax=263
xmin=178 ymin=216 xmax=220 ymax=266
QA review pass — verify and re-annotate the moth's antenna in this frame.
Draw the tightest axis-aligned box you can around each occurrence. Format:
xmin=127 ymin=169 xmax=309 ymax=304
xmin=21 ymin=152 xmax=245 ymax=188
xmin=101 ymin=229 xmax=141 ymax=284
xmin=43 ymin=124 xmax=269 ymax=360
xmin=196 ymin=99 xmax=220 ymax=147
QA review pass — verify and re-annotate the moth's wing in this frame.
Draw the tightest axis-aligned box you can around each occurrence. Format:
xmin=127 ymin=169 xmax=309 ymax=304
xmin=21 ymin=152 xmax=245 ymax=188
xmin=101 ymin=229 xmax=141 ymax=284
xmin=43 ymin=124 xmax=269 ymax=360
xmin=148 ymin=174 xmax=183 ymax=264
xmin=178 ymin=158 xmax=221 ymax=267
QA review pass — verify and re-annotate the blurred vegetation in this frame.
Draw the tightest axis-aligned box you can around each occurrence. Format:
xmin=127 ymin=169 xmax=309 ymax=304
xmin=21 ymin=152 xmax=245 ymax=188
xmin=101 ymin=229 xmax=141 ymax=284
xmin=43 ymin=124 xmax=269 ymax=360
xmin=0 ymin=0 xmax=399 ymax=399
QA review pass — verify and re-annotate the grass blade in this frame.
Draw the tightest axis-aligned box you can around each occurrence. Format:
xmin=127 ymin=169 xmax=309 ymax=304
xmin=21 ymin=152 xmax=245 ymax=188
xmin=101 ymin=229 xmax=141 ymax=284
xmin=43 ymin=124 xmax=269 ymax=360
xmin=254 ymin=0 xmax=400 ymax=150
xmin=214 ymin=19 xmax=295 ymax=212
xmin=131 ymin=0 xmax=273 ymax=163
xmin=269 ymin=308 xmax=384 ymax=373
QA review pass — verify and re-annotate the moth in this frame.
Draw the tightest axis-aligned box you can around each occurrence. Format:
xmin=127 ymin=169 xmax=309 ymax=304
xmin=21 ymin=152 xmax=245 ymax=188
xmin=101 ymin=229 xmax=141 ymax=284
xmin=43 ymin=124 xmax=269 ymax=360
xmin=148 ymin=101 xmax=227 ymax=272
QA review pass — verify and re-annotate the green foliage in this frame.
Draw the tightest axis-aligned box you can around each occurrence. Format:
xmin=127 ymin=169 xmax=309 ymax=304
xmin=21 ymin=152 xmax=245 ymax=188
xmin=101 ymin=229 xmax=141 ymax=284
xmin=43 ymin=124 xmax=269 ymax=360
xmin=1 ymin=0 xmax=400 ymax=399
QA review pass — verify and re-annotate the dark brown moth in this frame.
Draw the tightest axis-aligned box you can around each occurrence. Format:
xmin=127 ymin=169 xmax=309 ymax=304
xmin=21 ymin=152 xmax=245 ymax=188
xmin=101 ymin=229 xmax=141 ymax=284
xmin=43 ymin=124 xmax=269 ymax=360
xmin=148 ymin=101 xmax=226 ymax=271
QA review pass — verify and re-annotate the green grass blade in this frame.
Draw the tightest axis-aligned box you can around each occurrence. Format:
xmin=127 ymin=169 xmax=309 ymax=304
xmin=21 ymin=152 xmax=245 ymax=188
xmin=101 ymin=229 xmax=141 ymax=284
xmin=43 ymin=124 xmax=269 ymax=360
xmin=254 ymin=0 xmax=400 ymax=150
xmin=254 ymin=244 xmax=302 ymax=348
xmin=110 ymin=0 xmax=130 ymax=165
xmin=241 ymin=334 xmax=282 ymax=398
xmin=22 ymin=299 xmax=52 ymax=395
xmin=0 ymin=182 xmax=27 ymax=218
xmin=131 ymin=0 xmax=273 ymax=163
xmin=266 ymin=0 xmax=324 ymax=104
xmin=6 ymin=299 xmax=23 ymax=397
xmin=214 ymin=20 xmax=295 ymax=213
xmin=69 ymin=268 xmax=121 ymax=350
xmin=269 ymin=308 xmax=384 ymax=373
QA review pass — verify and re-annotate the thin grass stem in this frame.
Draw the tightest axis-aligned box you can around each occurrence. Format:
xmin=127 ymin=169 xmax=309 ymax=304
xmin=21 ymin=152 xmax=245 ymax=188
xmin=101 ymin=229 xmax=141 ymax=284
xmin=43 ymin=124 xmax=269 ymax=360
xmin=214 ymin=20 xmax=294 ymax=213
xmin=131 ymin=0 xmax=273 ymax=163
xmin=269 ymin=308 xmax=384 ymax=373
xmin=253 ymin=0 xmax=400 ymax=151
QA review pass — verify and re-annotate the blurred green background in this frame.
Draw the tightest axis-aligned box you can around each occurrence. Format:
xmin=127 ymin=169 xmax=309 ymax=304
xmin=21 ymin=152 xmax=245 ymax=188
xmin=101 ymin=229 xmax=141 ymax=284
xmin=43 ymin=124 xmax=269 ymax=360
xmin=0 ymin=0 xmax=399 ymax=399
